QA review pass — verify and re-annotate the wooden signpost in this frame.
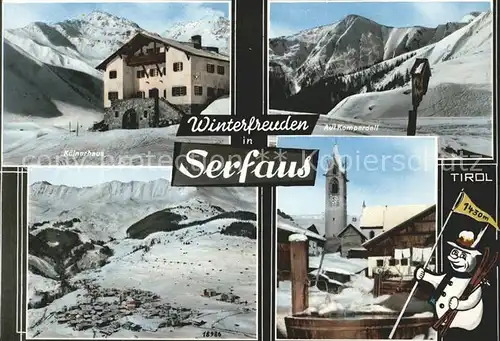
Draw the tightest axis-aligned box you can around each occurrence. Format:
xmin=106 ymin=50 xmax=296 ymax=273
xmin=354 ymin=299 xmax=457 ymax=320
xmin=408 ymin=58 xmax=432 ymax=136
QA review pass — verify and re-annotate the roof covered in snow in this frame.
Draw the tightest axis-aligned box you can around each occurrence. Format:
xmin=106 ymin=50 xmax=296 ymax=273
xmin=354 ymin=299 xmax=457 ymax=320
xmin=97 ymin=31 xmax=229 ymax=70
xmin=278 ymin=216 xmax=326 ymax=241
xmin=338 ymin=223 xmax=367 ymax=240
xmin=309 ymin=253 xmax=367 ymax=275
xmin=359 ymin=204 xmax=432 ymax=231
xmin=410 ymin=58 xmax=431 ymax=77
xmin=363 ymin=204 xmax=436 ymax=248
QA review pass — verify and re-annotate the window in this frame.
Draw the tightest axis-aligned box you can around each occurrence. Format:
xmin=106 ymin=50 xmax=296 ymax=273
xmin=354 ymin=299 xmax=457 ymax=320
xmin=109 ymin=70 xmax=117 ymax=79
xmin=136 ymin=70 xmax=145 ymax=79
xmin=217 ymin=88 xmax=226 ymax=97
xmin=376 ymin=260 xmax=384 ymax=267
xmin=162 ymin=67 xmax=166 ymax=75
xmin=147 ymin=48 xmax=154 ymax=54
xmin=217 ymin=65 xmax=225 ymax=75
xmin=172 ymin=86 xmax=187 ymax=97
xmin=369 ymin=231 xmax=375 ymax=239
xmin=401 ymin=259 xmax=409 ymax=266
xmin=150 ymin=68 xmax=157 ymax=77
xmin=207 ymin=64 xmax=215 ymax=73
xmin=114 ymin=111 xmax=119 ymax=118
xmin=136 ymin=91 xmax=145 ymax=98
xmin=155 ymin=47 xmax=160 ymax=54
xmin=173 ymin=62 xmax=183 ymax=72
xmin=108 ymin=92 xmax=119 ymax=101
xmin=163 ymin=89 xmax=167 ymax=98
xmin=194 ymin=86 xmax=203 ymax=96
xmin=207 ymin=87 xmax=216 ymax=98
xmin=144 ymin=111 xmax=148 ymax=118
xmin=389 ymin=259 xmax=398 ymax=266
xmin=330 ymin=179 xmax=339 ymax=194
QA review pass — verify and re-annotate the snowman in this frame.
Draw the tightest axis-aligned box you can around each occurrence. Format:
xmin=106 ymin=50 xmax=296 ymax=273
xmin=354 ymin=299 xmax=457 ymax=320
xmin=414 ymin=230 xmax=483 ymax=331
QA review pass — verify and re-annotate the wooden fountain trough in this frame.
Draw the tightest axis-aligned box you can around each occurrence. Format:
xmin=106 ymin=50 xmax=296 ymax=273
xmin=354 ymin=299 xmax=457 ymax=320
xmin=285 ymin=313 xmax=434 ymax=339
xmin=283 ymin=237 xmax=434 ymax=339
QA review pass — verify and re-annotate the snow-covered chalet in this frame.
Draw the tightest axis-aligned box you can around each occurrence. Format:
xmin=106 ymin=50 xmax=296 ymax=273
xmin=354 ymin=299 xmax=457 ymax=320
xmin=96 ymin=32 xmax=230 ymax=129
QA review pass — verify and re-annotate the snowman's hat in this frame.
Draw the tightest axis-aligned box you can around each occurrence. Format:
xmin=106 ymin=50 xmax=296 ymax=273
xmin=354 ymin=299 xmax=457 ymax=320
xmin=447 ymin=230 xmax=482 ymax=257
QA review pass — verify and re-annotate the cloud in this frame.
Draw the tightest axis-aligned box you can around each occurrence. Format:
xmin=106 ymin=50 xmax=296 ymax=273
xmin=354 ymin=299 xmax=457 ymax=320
xmin=2 ymin=3 xmax=71 ymax=29
xmin=183 ymin=2 xmax=225 ymax=20
xmin=409 ymin=1 xmax=487 ymax=27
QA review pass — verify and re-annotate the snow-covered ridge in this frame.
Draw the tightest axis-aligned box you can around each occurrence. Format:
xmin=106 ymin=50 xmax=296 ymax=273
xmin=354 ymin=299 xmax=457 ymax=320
xmin=29 ymin=178 xmax=256 ymax=241
xmin=269 ymin=12 xmax=480 ymax=92
xmin=30 ymin=178 xmax=189 ymax=203
xmin=7 ymin=10 xmax=230 ymax=69
xmin=30 ymin=179 xmax=256 ymax=213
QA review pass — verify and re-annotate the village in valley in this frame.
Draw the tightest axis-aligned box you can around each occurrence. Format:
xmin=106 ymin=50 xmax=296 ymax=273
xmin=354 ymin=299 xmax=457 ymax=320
xmin=274 ymin=136 xmax=438 ymax=339
xmin=26 ymin=167 xmax=257 ymax=339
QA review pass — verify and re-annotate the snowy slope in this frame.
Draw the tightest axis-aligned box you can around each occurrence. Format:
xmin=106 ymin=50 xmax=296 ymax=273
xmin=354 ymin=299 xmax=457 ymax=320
xmin=163 ymin=15 xmax=230 ymax=55
xmin=270 ymin=13 xmax=466 ymax=93
xmin=201 ymin=96 xmax=230 ymax=115
xmin=28 ymin=179 xmax=257 ymax=338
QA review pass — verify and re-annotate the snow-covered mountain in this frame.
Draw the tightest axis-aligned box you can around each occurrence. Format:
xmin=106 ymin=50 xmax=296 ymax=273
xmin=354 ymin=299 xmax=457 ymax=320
xmin=3 ymin=10 xmax=230 ymax=119
xmin=269 ymin=13 xmax=469 ymax=94
xmin=162 ymin=14 xmax=230 ymax=54
xmin=6 ymin=11 xmax=141 ymax=69
xmin=30 ymin=179 xmax=255 ymax=240
xmin=28 ymin=179 xmax=257 ymax=338
xmin=270 ymin=11 xmax=493 ymax=157
xmin=3 ymin=10 xmax=231 ymax=165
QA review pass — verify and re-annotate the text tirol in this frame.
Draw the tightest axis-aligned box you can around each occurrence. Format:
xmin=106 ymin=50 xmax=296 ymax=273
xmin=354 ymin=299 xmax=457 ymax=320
xmin=171 ymin=142 xmax=319 ymax=187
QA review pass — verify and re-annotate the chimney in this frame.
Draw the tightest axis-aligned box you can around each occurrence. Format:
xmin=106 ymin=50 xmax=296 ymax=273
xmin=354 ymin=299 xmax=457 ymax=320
xmin=191 ymin=35 xmax=202 ymax=49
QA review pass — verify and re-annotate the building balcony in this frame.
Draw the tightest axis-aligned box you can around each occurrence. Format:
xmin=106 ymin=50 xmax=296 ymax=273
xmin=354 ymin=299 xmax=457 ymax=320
xmin=126 ymin=53 xmax=166 ymax=67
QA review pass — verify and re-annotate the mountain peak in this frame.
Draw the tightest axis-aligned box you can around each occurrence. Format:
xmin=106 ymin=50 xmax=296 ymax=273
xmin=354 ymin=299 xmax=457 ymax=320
xmin=56 ymin=10 xmax=141 ymax=31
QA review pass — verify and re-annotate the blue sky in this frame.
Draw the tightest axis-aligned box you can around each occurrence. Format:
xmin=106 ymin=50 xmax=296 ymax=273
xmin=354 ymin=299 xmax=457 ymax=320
xmin=29 ymin=167 xmax=172 ymax=187
xmin=270 ymin=1 xmax=492 ymax=37
xmin=3 ymin=2 xmax=229 ymax=33
xmin=277 ymin=136 xmax=437 ymax=216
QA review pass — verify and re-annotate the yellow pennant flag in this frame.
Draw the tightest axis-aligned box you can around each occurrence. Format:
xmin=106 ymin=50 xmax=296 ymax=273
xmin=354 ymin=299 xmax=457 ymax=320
xmin=453 ymin=192 xmax=499 ymax=229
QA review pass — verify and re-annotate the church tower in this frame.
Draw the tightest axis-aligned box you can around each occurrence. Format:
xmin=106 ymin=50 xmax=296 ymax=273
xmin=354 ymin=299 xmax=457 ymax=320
xmin=324 ymin=144 xmax=348 ymax=239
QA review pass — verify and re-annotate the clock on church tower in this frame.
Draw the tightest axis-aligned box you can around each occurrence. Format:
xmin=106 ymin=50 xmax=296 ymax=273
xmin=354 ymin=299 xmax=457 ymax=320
xmin=328 ymin=194 xmax=340 ymax=207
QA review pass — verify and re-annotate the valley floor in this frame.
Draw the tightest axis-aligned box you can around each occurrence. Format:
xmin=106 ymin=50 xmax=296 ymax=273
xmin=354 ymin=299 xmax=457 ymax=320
xmin=271 ymin=110 xmax=493 ymax=159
